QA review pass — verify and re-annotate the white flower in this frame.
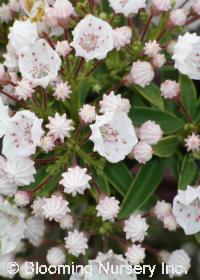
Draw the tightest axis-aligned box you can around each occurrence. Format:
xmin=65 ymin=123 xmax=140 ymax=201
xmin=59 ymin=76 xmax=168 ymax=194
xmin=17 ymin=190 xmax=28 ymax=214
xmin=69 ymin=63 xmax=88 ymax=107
xmin=166 ymin=249 xmax=191 ymax=278
xmin=192 ymin=0 xmax=200 ymax=15
xmin=14 ymin=191 xmax=30 ymax=207
xmin=124 ymin=214 xmax=149 ymax=242
xmin=79 ymin=104 xmax=96 ymax=123
xmin=130 ymin=61 xmax=154 ymax=88
xmin=99 ymin=91 xmax=131 ymax=114
xmin=152 ymin=54 xmax=166 ymax=68
xmin=8 ymin=20 xmax=38 ymax=51
xmin=144 ymin=40 xmax=161 ymax=57
xmin=0 ymin=4 xmax=12 ymax=23
xmin=131 ymin=141 xmax=153 ymax=164
xmin=78 ymin=250 xmax=137 ymax=280
xmin=163 ymin=214 xmax=177 ymax=231
xmin=43 ymin=195 xmax=70 ymax=222
xmin=65 ymin=230 xmax=88 ymax=257
xmin=172 ymin=33 xmax=200 ymax=80
xmin=0 ymin=156 xmax=17 ymax=196
xmin=47 ymin=247 xmax=65 ymax=266
xmin=14 ymin=80 xmax=34 ymax=101
xmin=3 ymin=42 xmax=18 ymax=72
xmin=169 ymin=9 xmax=187 ymax=26
xmin=152 ymin=0 xmax=172 ymax=12
xmin=96 ymin=196 xmax=120 ymax=221
xmin=0 ymin=201 xmax=25 ymax=255
xmin=172 ymin=185 xmax=200 ymax=235
xmin=185 ymin=133 xmax=200 ymax=152
xmin=25 ymin=216 xmax=45 ymax=247
xmin=39 ymin=135 xmax=55 ymax=153
xmin=19 ymin=39 xmax=61 ymax=88
xmin=90 ymin=112 xmax=138 ymax=163
xmin=60 ymin=166 xmax=92 ymax=196
xmin=139 ymin=120 xmax=163 ymax=145
xmin=56 ymin=40 xmax=72 ymax=56
xmin=1 ymin=110 xmax=43 ymax=160
xmin=59 ymin=214 xmax=73 ymax=230
xmin=53 ymin=0 xmax=75 ymax=27
xmin=0 ymin=253 xmax=15 ymax=279
xmin=19 ymin=262 xmax=35 ymax=279
xmin=31 ymin=197 xmax=45 ymax=218
xmin=113 ymin=26 xmax=132 ymax=50
xmin=46 ymin=113 xmax=74 ymax=143
xmin=71 ymin=15 xmax=114 ymax=61
xmin=160 ymin=80 xmax=180 ymax=99
xmin=125 ymin=244 xmax=146 ymax=265
xmin=108 ymin=0 xmax=147 ymax=17
xmin=154 ymin=200 xmax=172 ymax=220
xmin=0 ymin=63 xmax=5 ymax=80
xmin=53 ymin=81 xmax=72 ymax=101
xmin=4 ymin=158 xmax=36 ymax=186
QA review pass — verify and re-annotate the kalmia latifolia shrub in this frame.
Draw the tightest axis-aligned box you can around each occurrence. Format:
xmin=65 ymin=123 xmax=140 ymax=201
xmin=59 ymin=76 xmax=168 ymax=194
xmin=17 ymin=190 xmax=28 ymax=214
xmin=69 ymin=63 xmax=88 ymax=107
xmin=0 ymin=0 xmax=200 ymax=279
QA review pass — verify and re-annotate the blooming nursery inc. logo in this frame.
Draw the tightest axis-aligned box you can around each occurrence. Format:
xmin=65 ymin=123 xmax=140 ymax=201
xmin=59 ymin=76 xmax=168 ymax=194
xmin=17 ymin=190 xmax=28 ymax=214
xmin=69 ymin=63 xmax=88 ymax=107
xmin=0 ymin=0 xmax=200 ymax=279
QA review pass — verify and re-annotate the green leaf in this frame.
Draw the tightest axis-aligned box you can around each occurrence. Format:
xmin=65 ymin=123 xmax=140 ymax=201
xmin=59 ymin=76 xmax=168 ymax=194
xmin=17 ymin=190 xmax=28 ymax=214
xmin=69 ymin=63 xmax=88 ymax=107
xmin=178 ymin=156 xmax=199 ymax=190
xmin=119 ymin=158 xmax=164 ymax=219
xmin=195 ymin=233 xmax=200 ymax=244
xmin=153 ymin=136 xmax=178 ymax=158
xmin=104 ymin=162 xmax=133 ymax=196
xmin=94 ymin=173 xmax=110 ymax=195
xmin=179 ymin=74 xmax=197 ymax=120
xmin=132 ymin=84 xmax=164 ymax=110
xmin=129 ymin=106 xmax=184 ymax=134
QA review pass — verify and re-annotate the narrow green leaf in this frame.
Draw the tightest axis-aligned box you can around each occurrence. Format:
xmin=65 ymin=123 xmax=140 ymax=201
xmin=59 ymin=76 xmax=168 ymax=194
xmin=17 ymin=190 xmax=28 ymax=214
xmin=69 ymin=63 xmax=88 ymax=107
xmin=119 ymin=159 xmax=164 ymax=219
xmin=132 ymin=83 xmax=164 ymax=110
xmin=104 ymin=162 xmax=133 ymax=196
xmin=129 ymin=106 xmax=184 ymax=134
xmin=179 ymin=74 xmax=197 ymax=119
xmin=153 ymin=136 xmax=178 ymax=158
xmin=178 ymin=156 xmax=199 ymax=190
xmin=94 ymin=173 xmax=110 ymax=195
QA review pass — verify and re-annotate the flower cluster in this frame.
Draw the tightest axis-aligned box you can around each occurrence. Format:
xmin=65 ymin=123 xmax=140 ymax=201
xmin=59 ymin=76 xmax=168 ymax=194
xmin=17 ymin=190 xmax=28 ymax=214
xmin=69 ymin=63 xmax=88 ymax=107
xmin=0 ymin=0 xmax=200 ymax=279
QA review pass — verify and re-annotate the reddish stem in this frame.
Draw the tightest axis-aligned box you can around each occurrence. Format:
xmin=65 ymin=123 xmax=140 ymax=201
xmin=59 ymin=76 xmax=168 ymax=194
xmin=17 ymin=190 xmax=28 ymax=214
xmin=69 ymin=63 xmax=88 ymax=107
xmin=32 ymin=176 xmax=52 ymax=193
xmin=141 ymin=15 xmax=153 ymax=42
xmin=0 ymin=89 xmax=28 ymax=108
xmin=73 ymin=58 xmax=85 ymax=79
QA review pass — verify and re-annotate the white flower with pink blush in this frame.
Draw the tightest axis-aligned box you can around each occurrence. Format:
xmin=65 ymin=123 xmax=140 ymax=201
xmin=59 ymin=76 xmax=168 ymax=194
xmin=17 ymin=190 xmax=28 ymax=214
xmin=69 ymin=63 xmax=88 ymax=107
xmin=4 ymin=157 xmax=36 ymax=186
xmin=53 ymin=0 xmax=75 ymax=28
xmin=46 ymin=113 xmax=74 ymax=143
xmin=108 ymin=0 xmax=147 ymax=17
xmin=113 ymin=26 xmax=132 ymax=51
xmin=172 ymin=33 xmax=200 ymax=80
xmin=160 ymin=80 xmax=180 ymax=100
xmin=152 ymin=0 xmax=172 ymax=12
xmin=131 ymin=141 xmax=153 ymax=164
xmin=8 ymin=20 xmax=38 ymax=51
xmin=19 ymin=39 xmax=61 ymax=88
xmin=79 ymin=104 xmax=96 ymax=123
xmin=90 ymin=112 xmax=138 ymax=163
xmin=124 ymin=214 xmax=149 ymax=242
xmin=1 ymin=110 xmax=43 ymax=160
xmin=25 ymin=216 xmax=45 ymax=247
xmin=65 ymin=230 xmax=88 ymax=257
xmin=172 ymin=185 xmax=200 ymax=235
xmin=14 ymin=79 xmax=34 ymax=101
xmin=60 ymin=166 xmax=92 ymax=197
xmin=96 ymin=196 xmax=120 ymax=221
xmin=139 ymin=120 xmax=163 ymax=145
xmin=71 ymin=15 xmax=114 ymax=61
xmin=185 ymin=133 xmax=200 ymax=152
xmin=42 ymin=195 xmax=70 ymax=222
xmin=99 ymin=91 xmax=131 ymax=114
xmin=130 ymin=61 xmax=154 ymax=88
